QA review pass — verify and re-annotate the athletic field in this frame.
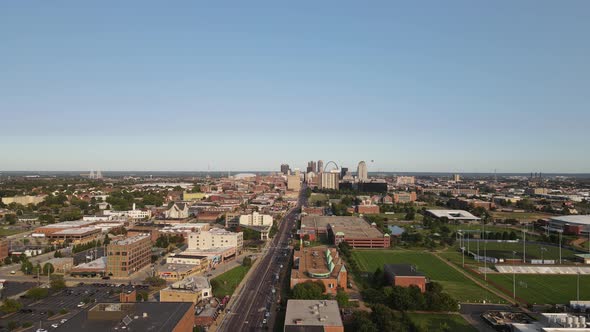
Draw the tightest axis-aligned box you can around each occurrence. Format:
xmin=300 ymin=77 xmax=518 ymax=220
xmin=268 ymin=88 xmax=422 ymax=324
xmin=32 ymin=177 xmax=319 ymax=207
xmin=487 ymin=273 xmax=590 ymax=304
xmin=352 ymin=250 xmax=504 ymax=303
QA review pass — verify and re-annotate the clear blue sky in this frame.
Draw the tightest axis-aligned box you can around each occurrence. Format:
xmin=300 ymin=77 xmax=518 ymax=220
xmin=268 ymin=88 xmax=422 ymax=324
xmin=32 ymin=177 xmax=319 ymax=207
xmin=1 ymin=1 xmax=589 ymax=172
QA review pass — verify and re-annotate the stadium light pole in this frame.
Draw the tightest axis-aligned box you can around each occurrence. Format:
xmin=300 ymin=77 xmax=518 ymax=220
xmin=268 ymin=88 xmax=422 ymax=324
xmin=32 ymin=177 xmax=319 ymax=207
xmin=483 ymin=218 xmax=487 ymax=281
xmin=576 ymin=266 xmax=580 ymax=302
xmin=512 ymin=251 xmax=517 ymax=299
xmin=559 ymin=231 xmax=562 ymax=265
xmin=523 ymin=224 xmax=526 ymax=264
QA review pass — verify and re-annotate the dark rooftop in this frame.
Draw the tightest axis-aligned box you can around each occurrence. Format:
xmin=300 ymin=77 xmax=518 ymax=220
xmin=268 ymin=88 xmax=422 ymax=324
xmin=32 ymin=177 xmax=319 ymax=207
xmin=383 ymin=264 xmax=424 ymax=277
xmin=55 ymin=302 xmax=192 ymax=332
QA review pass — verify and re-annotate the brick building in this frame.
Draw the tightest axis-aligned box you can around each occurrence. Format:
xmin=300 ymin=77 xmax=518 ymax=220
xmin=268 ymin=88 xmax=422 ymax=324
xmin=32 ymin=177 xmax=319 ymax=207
xmin=106 ymin=234 xmax=151 ymax=278
xmin=384 ymin=264 xmax=427 ymax=293
xmin=291 ymin=246 xmax=347 ymax=295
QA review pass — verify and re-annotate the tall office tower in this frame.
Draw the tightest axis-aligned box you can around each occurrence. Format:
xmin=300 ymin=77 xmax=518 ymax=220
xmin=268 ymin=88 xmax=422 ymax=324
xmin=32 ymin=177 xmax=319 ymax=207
xmin=453 ymin=174 xmax=461 ymax=182
xmin=281 ymin=164 xmax=290 ymax=175
xmin=306 ymin=161 xmax=316 ymax=173
xmin=340 ymin=167 xmax=348 ymax=179
xmin=357 ymin=161 xmax=368 ymax=182
xmin=317 ymin=160 xmax=324 ymax=173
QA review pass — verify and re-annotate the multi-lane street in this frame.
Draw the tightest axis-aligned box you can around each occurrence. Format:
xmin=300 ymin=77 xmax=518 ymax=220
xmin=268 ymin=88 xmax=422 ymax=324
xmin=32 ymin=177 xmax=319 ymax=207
xmin=219 ymin=187 xmax=305 ymax=331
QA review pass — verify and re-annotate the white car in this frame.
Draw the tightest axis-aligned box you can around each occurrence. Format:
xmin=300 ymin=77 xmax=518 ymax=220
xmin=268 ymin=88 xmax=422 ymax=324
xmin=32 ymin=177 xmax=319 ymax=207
xmin=77 ymin=302 xmax=85 ymax=308
xmin=51 ymin=324 xmax=59 ymax=328
xmin=36 ymin=329 xmax=48 ymax=332
xmin=60 ymin=319 xmax=68 ymax=324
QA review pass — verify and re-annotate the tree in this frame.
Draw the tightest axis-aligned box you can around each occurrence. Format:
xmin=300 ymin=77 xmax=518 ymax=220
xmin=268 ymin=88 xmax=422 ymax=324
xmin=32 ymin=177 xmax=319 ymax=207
xmin=43 ymin=263 xmax=55 ymax=275
xmin=32 ymin=262 xmax=42 ymax=276
xmin=20 ymin=259 xmax=33 ymax=275
xmin=54 ymin=250 xmax=63 ymax=258
xmin=4 ymin=214 xmax=17 ymax=225
xmin=291 ymin=281 xmax=326 ymax=300
xmin=103 ymin=233 xmax=111 ymax=246
xmin=350 ymin=311 xmax=379 ymax=332
xmin=50 ymin=275 xmax=66 ymax=290
xmin=335 ymin=289 xmax=349 ymax=307
xmin=137 ymin=291 xmax=149 ymax=302
xmin=155 ymin=235 xmax=169 ymax=248
xmin=242 ymin=256 xmax=252 ymax=267
xmin=0 ymin=299 xmax=22 ymax=313
xmin=26 ymin=287 xmax=49 ymax=300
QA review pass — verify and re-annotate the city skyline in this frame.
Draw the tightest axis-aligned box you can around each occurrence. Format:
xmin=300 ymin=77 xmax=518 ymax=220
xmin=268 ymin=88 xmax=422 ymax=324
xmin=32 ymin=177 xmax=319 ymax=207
xmin=1 ymin=1 xmax=589 ymax=172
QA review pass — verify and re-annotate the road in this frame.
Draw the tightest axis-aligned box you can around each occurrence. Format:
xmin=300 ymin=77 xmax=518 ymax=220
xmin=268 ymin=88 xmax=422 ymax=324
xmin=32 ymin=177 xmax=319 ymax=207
xmin=218 ymin=188 xmax=305 ymax=332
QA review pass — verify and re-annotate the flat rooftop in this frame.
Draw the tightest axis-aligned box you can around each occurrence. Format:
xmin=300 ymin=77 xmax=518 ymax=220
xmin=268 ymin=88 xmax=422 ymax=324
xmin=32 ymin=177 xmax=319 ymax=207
xmin=549 ymin=215 xmax=590 ymax=225
xmin=301 ymin=215 xmax=386 ymax=238
xmin=426 ymin=209 xmax=480 ymax=220
xmin=111 ymin=233 xmax=150 ymax=245
xmin=384 ymin=264 xmax=424 ymax=277
xmin=284 ymin=300 xmax=343 ymax=329
xmin=52 ymin=227 xmax=101 ymax=235
xmin=56 ymin=302 xmax=192 ymax=332
xmin=168 ymin=276 xmax=210 ymax=291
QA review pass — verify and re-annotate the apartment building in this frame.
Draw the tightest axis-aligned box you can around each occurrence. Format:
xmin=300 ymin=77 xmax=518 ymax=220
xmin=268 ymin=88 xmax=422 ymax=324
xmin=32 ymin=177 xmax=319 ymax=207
xmin=188 ymin=228 xmax=243 ymax=251
xmin=239 ymin=212 xmax=273 ymax=227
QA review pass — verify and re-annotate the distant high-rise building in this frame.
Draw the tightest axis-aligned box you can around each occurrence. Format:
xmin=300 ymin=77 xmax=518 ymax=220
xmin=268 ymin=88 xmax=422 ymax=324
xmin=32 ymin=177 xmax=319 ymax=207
xmin=306 ymin=161 xmax=317 ymax=173
xmin=340 ymin=167 xmax=348 ymax=179
xmin=317 ymin=160 xmax=324 ymax=173
xmin=281 ymin=164 xmax=290 ymax=175
xmin=287 ymin=174 xmax=301 ymax=191
xmin=357 ymin=161 xmax=368 ymax=182
xmin=96 ymin=169 xmax=103 ymax=179
xmin=395 ymin=176 xmax=415 ymax=186
xmin=319 ymin=171 xmax=340 ymax=190
xmin=453 ymin=174 xmax=461 ymax=182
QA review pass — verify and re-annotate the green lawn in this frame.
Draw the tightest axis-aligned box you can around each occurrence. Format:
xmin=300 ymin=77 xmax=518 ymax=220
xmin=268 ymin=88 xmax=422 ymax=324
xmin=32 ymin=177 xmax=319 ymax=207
xmin=0 ymin=227 xmax=26 ymax=236
xmin=457 ymin=242 xmax=579 ymax=261
xmin=210 ymin=265 xmax=250 ymax=298
xmin=408 ymin=313 xmax=477 ymax=332
xmin=487 ymin=273 xmax=590 ymax=305
xmin=352 ymin=250 xmax=504 ymax=303
xmin=309 ymin=193 xmax=328 ymax=204
xmin=491 ymin=211 xmax=552 ymax=221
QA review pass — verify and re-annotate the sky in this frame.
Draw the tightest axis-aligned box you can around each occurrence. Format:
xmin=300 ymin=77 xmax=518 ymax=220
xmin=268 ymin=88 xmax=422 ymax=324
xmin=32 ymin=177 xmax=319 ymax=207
xmin=1 ymin=1 xmax=589 ymax=173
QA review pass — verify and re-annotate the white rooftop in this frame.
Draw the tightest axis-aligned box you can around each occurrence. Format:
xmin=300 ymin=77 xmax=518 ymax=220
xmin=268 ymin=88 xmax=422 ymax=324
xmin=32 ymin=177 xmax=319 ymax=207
xmin=426 ymin=209 xmax=480 ymax=220
xmin=111 ymin=233 xmax=150 ymax=245
xmin=284 ymin=300 xmax=343 ymax=328
xmin=550 ymin=215 xmax=590 ymax=225
xmin=53 ymin=227 xmax=101 ymax=235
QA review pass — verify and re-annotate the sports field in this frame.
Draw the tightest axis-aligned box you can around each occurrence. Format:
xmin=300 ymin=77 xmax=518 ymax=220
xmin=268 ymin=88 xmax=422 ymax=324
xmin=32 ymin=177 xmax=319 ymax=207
xmin=487 ymin=273 xmax=590 ymax=304
xmin=456 ymin=242 xmax=578 ymax=261
xmin=352 ymin=250 xmax=504 ymax=303
xmin=408 ymin=313 xmax=477 ymax=332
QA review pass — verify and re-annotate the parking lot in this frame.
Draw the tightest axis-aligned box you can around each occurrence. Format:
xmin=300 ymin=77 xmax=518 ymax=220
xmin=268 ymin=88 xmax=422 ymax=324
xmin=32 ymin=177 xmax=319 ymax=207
xmin=0 ymin=283 xmax=148 ymax=331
